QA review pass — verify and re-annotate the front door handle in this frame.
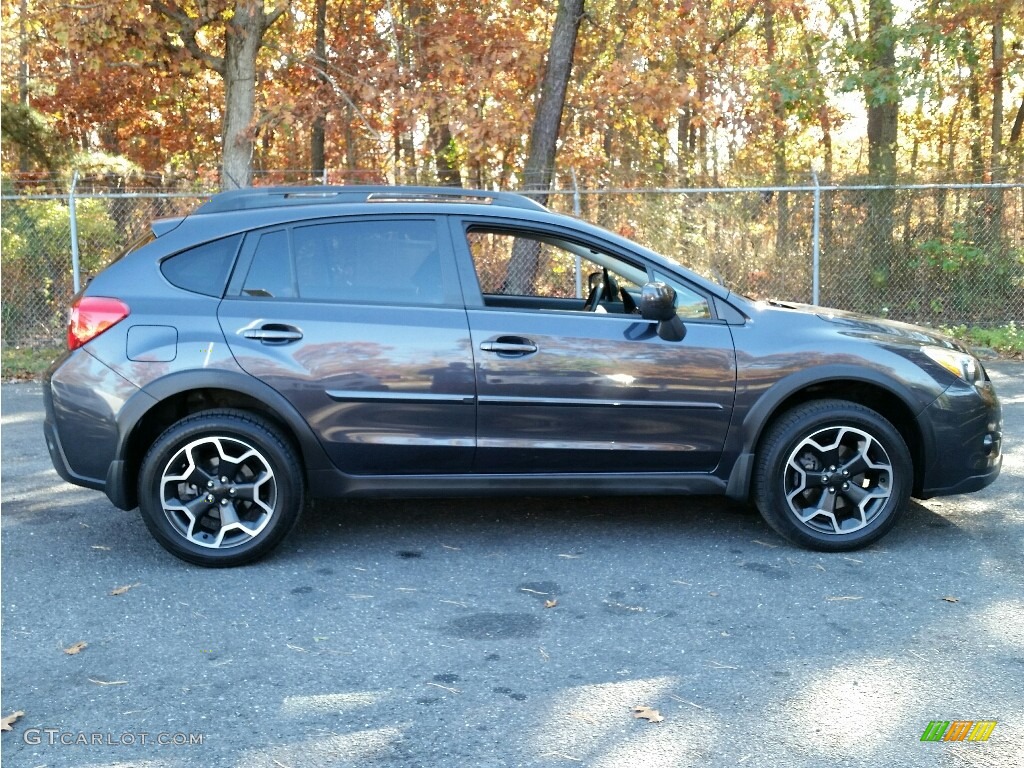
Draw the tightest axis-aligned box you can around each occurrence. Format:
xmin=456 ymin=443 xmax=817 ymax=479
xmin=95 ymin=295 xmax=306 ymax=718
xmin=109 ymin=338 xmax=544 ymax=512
xmin=479 ymin=336 xmax=538 ymax=356
xmin=241 ymin=324 xmax=303 ymax=344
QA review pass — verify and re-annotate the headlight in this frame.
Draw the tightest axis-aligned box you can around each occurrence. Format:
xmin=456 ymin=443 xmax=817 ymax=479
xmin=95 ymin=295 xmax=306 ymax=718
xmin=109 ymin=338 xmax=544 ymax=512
xmin=922 ymin=346 xmax=980 ymax=384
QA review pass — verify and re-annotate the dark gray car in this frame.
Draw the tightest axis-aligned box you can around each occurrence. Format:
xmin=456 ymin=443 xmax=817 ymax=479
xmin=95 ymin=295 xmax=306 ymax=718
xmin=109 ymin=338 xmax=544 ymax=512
xmin=43 ymin=186 xmax=1003 ymax=566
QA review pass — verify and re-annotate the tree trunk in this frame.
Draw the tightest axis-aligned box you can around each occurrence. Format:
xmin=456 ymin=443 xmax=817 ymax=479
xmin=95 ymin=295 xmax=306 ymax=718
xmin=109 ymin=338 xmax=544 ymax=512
xmin=520 ymin=0 xmax=585 ymax=200
xmin=220 ymin=2 xmax=265 ymax=190
xmin=18 ymin=0 xmax=30 ymax=173
xmin=310 ymin=0 xmax=328 ymax=181
xmin=865 ymin=0 xmax=898 ymax=295
xmin=507 ymin=0 xmax=585 ymax=294
xmin=764 ymin=1 xmax=789 ymax=295
xmin=430 ymin=119 xmax=462 ymax=187
xmin=987 ymin=15 xmax=1005 ymax=261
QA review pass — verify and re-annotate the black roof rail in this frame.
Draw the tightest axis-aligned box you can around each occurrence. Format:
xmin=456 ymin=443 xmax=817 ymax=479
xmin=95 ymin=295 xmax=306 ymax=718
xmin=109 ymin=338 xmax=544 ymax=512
xmin=193 ymin=185 xmax=547 ymax=214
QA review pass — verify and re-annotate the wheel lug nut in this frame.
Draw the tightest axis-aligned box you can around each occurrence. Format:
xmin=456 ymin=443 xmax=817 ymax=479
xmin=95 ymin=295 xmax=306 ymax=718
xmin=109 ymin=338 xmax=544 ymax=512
xmin=229 ymin=487 xmax=236 ymax=495
xmin=829 ymin=465 xmax=836 ymax=471
xmin=220 ymin=476 xmax=228 ymax=483
xmin=220 ymin=498 xmax=229 ymax=506
xmin=207 ymin=481 xmax=214 ymax=489
xmin=828 ymin=487 xmax=836 ymax=494
xmin=205 ymin=494 xmax=215 ymax=503
xmin=842 ymin=482 xmax=849 ymax=490
xmin=842 ymin=470 xmax=849 ymax=477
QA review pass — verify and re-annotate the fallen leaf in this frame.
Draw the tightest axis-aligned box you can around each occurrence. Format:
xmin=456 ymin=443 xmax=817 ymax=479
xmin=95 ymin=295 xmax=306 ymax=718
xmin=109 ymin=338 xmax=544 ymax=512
xmin=544 ymin=599 xmax=558 ymax=609
xmin=426 ymin=682 xmax=460 ymax=694
xmin=109 ymin=583 xmax=140 ymax=596
xmin=942 ymin=596 xmax=960 ymax=603
xmin=63 ymin=641 xmax=88 ymax=655
xmin=88 ymin=678 xmax=127 ymax=686
xmin=1 ymin=711 xmax=24 ymax=731
xmin=632 ymin=705 xmax=664 ymax=723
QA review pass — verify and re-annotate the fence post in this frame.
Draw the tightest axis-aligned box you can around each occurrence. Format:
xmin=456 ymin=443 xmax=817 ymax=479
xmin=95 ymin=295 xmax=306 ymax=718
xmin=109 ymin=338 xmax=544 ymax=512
xmin=812 ymin=171 xmax=821 ymax=306
xmin=69 ymin=169 xmax=82 ymax=293
xmin=571 ymin=167 xmax=583 ymax=298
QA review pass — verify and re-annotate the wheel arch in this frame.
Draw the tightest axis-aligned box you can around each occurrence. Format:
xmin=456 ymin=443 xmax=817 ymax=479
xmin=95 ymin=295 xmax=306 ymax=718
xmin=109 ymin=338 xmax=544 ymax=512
xmin=729 ymin=366 xmax=935 ymax=501
xmin=111 ymin=370 xmax=331 ymax=510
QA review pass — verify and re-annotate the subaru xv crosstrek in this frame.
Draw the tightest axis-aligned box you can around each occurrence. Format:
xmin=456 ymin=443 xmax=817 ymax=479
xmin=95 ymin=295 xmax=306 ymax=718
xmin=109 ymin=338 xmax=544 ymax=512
xmin=43 ymin=186 xmax=1003 ymax=566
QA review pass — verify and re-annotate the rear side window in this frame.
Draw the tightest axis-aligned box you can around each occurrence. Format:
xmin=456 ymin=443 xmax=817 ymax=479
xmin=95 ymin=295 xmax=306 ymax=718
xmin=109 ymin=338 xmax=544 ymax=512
xmin=161 ymin=235 xmax=242 ymax=297
xmin=292 ymin=220 xmax=443 ymax=304
xmin=232 ymin=219 xmax=445 ymax=305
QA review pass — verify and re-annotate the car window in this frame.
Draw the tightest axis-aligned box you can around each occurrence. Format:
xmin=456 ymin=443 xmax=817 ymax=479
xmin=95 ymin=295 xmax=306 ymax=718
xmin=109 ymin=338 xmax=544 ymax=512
xmin=237 ymin=219 xmax=447 ymax=305
xmin=465 ymin=228 xmax=644 ymax=309
xmin=652 ymin=270 xmax=712 ymax=319
xmin=161 ymin=234 xmax=242 ymax=297
xmin=291 ymin=220 xmax=444 ymax=304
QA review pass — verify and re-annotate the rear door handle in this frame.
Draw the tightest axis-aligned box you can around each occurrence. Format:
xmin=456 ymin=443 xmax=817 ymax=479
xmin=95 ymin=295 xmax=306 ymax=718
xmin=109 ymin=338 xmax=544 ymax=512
xmin=479 ymin=336 xmax=538 ymax=355
xmin=241 ymin=324 xmax=303 ymax=344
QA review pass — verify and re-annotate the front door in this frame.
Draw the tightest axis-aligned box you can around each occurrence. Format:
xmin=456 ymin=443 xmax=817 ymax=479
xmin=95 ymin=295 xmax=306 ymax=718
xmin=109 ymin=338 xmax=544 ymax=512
xmin=453 ymin=222 xmax=736 ymax=474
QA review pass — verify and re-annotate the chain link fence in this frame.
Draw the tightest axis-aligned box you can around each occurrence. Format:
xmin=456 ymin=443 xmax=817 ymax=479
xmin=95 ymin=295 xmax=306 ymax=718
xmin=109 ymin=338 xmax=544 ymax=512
xmin=2 ymin=181 xmax=1022 ymax=349
xmin=1 ymin=192 xmax=206 ymax=348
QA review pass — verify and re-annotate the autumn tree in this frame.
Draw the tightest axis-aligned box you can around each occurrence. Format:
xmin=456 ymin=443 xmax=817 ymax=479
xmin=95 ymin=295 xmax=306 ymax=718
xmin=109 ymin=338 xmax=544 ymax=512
xmin=507 ymin=0 xmax=586 ymax=293
xmin=148 ymin=1 xmax=289 ymax=189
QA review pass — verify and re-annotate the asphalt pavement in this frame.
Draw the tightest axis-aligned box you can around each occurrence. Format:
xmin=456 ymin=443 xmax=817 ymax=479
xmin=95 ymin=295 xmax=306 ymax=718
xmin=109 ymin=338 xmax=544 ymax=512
xmin=2 ymin=365 xmax=1023 ymax=767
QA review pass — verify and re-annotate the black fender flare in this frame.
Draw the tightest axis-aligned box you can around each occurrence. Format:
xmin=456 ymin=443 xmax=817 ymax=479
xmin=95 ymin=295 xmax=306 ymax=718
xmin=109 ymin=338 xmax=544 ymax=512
xmin=724 ymin=363 xmax=939 ymax=500
xmin=107 ymin=369 xmax=333 ymax=509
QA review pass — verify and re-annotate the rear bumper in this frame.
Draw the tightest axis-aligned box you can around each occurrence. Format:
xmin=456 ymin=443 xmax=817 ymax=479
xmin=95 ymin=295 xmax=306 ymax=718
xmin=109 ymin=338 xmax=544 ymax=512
xmin=43 ymin=415 xmax=104 ymax=492
xmin=43 ymin=350 xmax=140 ymax=507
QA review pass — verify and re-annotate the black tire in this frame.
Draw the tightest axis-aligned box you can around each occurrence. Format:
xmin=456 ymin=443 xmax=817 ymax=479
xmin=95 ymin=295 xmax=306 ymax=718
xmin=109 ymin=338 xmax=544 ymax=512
xmin=753 ymin=399 xmax=912 ymax=551
xmin=138 ymin=409 xmax=303 ymax=567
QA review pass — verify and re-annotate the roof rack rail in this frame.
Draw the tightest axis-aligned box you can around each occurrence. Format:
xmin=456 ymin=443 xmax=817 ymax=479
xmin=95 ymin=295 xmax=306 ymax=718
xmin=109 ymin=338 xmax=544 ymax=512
xmin=193 ymin=185 xmax=547 ymax=214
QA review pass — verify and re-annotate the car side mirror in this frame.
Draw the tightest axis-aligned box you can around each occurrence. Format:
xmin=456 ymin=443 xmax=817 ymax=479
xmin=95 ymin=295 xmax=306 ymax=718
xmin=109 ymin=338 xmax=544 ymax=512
xmin=640 ymin=282 xmax=686 ymax=341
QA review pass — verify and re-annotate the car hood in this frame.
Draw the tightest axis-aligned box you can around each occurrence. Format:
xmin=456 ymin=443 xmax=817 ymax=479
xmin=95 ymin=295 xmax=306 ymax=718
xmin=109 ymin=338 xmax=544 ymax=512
xmin=759 ymin=300 xmax=967 ymax=352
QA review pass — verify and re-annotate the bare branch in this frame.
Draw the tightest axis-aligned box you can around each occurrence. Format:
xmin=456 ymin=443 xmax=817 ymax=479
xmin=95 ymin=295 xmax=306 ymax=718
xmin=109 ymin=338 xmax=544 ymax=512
xmin=149 ymin=0 xmax=224 ymax=74
xmin=709 ymin=4 xmax=757 ymax=56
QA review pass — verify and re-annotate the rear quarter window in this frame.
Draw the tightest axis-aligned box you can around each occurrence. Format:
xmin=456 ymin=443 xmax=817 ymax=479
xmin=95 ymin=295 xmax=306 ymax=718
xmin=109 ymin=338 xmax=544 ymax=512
xmin=160 ymin=235 xmax=243 ymax=297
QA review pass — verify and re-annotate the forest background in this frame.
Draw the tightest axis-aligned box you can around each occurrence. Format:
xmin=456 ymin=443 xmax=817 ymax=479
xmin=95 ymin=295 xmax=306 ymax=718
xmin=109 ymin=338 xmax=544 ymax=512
xmin=1 ymin=0 xmax=1023 ymax=360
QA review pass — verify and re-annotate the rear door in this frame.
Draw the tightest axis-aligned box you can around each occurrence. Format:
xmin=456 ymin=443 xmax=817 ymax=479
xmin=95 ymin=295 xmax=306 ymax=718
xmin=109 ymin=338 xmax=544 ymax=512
xmin=219 ymin=215 xmax=476 ymax=475
xmin=451 ymin=219 xmax=737 ymax=474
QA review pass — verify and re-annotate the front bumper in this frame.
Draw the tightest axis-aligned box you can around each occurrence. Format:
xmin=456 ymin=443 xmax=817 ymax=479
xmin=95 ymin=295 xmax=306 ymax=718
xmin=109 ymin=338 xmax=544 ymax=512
xmin=916 ymin=378 xmax=1002 ymax=498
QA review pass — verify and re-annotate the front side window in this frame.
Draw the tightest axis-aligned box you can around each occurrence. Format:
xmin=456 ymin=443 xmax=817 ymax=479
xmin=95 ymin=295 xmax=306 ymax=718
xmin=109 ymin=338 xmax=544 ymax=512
xmin=652 ymin=270 xmax=712 ymax=319
xmin=466 ymin=228 xmax=645 ymax=312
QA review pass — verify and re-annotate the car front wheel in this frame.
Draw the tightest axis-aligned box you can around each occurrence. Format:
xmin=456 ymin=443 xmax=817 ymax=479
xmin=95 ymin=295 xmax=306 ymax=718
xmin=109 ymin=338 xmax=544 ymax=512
xmin=753 ymin=399 xmax=912 ymax=551
xmin=138 ymin=409 xmax=303 ymax=567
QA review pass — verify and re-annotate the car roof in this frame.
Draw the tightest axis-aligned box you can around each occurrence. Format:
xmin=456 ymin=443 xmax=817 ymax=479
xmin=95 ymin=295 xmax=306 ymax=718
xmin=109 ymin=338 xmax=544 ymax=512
xmin=193 ymin=185 xmax=548 ymax=214
xmin=151 ymin=186 xmax=730 ymax=301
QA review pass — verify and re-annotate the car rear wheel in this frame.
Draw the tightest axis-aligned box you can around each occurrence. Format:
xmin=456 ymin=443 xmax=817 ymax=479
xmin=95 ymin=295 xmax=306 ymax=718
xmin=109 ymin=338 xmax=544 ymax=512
xmin=138 ymin=409 xmax=303 ymax=567
xmin=753 ymin=399 xmax=912 ymax=551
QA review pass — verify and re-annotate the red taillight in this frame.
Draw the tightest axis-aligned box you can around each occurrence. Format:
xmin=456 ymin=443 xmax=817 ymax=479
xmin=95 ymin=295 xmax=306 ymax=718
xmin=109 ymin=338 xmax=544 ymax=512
xmin=67 ymin=297 xmax=130 ymax=350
